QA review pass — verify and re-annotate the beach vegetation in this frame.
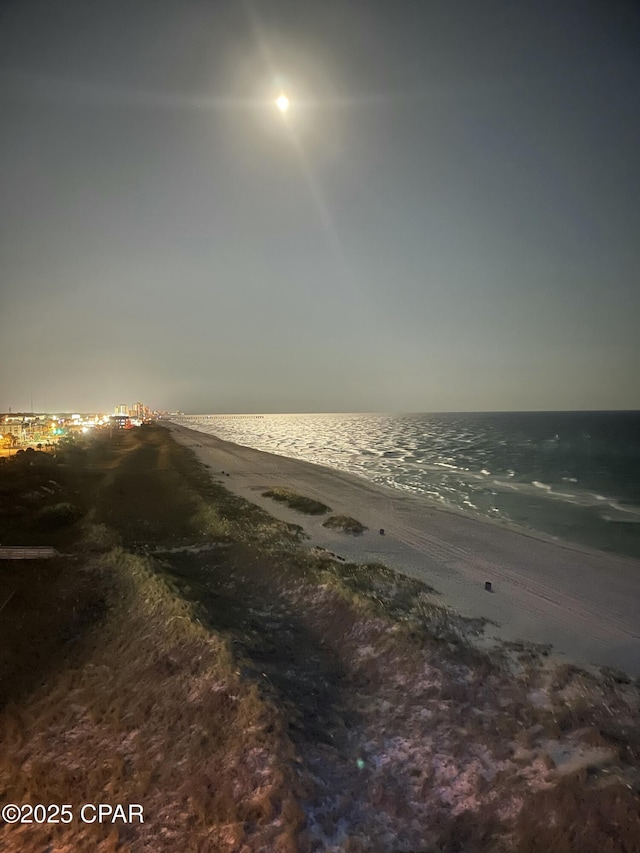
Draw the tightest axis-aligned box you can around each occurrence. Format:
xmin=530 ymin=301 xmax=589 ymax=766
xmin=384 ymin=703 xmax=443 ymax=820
xmin=261 ymin=487 xmax=331 ymax=515
xmin=514 ymin=772 xmax=640 ymax=852
xmin=322 ymin=514 xmax=368 ymax=534
xmin=35 ymin=501 xmax=82 ymax=528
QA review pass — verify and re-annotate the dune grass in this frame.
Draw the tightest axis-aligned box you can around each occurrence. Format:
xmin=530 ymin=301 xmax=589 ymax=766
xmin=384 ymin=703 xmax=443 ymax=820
xmin=261 ymin=487 xmax=331 ymax=515
xmin=322 ymin=514 xmax=368 ymax=534
xmin=0 ymin=547 xmax=304 ymax=852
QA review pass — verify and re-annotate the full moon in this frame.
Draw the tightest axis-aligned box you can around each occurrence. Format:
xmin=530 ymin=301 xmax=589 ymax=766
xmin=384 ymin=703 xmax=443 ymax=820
xmin=276 ymin=94 xmax=290 ymax=113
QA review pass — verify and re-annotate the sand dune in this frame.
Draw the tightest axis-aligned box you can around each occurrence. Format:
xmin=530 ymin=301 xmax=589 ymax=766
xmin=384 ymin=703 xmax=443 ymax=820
xmin=167 ymin=422 xmax=640 ymax=676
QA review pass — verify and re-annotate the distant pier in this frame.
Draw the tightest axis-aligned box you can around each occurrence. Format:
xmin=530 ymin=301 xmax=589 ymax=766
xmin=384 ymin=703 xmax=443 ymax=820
xmin=176 ymin=415 xmax=265 ymax=420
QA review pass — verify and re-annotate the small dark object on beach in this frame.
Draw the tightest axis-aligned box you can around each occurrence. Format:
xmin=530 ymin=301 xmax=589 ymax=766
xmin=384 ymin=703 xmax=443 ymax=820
xmin=379 ymin=528 xmax=385 ymax=535
xmin=485 ymin=581 xmax=493 ymax=592
xmin=226 ymin=473 xmax=230 ymax=477
xmin=221 ymin=470 xmax=225 ymax=474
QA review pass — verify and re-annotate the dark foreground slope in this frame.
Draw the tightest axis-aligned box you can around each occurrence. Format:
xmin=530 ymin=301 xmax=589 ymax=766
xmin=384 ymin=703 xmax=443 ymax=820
xmin=0 ymin=427 xmax=639 ymax=853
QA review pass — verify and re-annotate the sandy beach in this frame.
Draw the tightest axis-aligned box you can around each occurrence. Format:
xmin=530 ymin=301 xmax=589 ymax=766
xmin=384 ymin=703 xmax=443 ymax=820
xmin=167 ymin=422 xmax=640 ymax=677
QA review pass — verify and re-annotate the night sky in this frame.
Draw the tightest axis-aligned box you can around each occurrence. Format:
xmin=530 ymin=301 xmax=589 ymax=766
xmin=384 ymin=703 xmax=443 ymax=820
xmin=1 ymin=0 xmax=639 ymax=413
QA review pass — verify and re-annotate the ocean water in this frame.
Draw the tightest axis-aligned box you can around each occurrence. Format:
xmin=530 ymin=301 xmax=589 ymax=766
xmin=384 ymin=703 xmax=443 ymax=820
xmin=172 ymin=411 xmax=640 ymax=560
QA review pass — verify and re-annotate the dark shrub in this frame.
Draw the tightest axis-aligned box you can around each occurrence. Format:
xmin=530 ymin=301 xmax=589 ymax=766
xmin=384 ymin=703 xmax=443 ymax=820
xmin=36 ymin=502 xmax=82 ymax=529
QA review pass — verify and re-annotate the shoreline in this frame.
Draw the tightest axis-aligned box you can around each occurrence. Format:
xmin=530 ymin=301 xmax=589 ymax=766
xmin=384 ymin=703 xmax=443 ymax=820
xmin=166 ymin=421 xmax=640 ymax=677
xmin=168 ymin=416 xmax=640 ymax=563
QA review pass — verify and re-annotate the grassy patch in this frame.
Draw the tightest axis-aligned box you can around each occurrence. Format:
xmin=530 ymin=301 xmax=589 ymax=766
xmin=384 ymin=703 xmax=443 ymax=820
xmin=35 ymin=501 xmax=83 ymax=529
xmin=261 ymin=487 xmax=331 ymax=515
xmin=0 ymin=549 xmax=304 ymax=852
xmin=322 ymin=514 xmax=368 ymax=534
xmin=0 ymin=556 xmax=107 ymax=710
xmin=0 ymin=449 xmax=92 ymax=548
xmin=515 ymin=773 xmax=640 ymax=852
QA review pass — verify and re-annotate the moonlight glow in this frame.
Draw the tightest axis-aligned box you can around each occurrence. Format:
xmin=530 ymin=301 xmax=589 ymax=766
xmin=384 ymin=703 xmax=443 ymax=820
xmin=276 ymin=94 xmax=290 ymax=113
